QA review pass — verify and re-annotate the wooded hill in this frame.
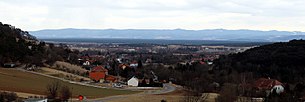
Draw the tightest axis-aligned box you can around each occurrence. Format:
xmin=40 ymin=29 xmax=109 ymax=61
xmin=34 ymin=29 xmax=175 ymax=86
xmin=0 ymin=22 xmax=78 ymax=66
xmin=214 ymin=39 xmax=305 ymax=83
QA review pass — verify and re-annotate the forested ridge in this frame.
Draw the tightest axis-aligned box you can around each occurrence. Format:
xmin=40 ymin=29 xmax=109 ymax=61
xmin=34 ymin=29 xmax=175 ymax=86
xmin=0 ymin=22 xmax=78 ymax=66
xmin=214 ymin=39 xmax=305 ymax=83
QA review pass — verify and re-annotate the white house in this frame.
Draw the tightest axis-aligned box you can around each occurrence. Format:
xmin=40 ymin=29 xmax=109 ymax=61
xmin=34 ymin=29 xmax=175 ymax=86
xmin=127 ymin=77 xmax=139 ymax=87
xmin=83 ymin=61 xmax=90 ymax=66
xmin=130 ymin=63 xmax=138 ymax=67
xmin=271 ymin=85 xmax=285 ymax=94
xmin=254 ymin=78 xmax=285 ymax=96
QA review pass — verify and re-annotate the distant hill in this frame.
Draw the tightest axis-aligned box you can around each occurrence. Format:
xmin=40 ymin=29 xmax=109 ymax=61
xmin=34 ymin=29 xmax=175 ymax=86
xmin=214 ymin=40 xmax=305 ymax=83
xmin=30 ymin=28 xmax=305 ymax=42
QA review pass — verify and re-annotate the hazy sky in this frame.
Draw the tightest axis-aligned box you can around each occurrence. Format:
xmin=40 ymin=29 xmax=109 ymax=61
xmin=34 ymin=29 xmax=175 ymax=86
xmin=1 ymin=0 xmax=305 ymax=31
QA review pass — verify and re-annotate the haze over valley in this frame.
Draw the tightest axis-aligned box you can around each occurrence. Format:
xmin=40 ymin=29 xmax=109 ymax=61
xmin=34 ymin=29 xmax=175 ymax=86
xmin=31 ymin=28 xmax=305 ymax=42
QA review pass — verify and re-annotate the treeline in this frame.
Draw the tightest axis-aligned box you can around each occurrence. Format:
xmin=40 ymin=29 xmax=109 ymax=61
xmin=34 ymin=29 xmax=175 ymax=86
xmin=0 ymin=22 xmax=78 ymax=66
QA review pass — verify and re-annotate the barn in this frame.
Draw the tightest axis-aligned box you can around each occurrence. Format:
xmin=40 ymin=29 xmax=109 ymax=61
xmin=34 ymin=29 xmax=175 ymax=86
xmin=89 ymin=66 xmax=108 ymax=82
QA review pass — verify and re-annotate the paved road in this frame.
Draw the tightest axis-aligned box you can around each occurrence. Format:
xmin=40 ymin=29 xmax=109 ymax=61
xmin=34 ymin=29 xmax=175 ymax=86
xmin=87 ymin=83 xmax=176 ymax=102
xmin=143 ymin=83 xmax=176 ymax=95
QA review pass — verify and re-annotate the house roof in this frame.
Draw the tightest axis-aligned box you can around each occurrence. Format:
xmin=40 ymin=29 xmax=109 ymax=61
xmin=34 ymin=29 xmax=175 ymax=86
xmin=253 ymin=78 xmax=283 ymax=90
xmin=199 ymin=61 xmax=206 ymax=65
xmin=80 ymin=56 xmax=90 ymax=60
xmin=91 ymin=66 xmax=108 ymax=72
xmin=105 ymin=75 xmax=116 ymax=81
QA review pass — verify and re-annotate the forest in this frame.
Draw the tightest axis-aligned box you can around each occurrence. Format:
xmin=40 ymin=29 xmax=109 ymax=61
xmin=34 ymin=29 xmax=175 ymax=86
xmin=214 ymin=39 xmax=305 ymax=84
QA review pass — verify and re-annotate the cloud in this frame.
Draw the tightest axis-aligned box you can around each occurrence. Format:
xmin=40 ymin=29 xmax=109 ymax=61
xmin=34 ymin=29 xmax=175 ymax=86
xmin=0 ymin=0 xmax=305 ymax=31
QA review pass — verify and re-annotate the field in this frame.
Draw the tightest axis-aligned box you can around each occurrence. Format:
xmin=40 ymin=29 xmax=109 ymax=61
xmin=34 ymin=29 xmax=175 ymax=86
xmin=0 ymin=68 xmax=138 ymax=98
xmin=92 ymin=87 xmax=187 ymax=102
xmin=102 ymin=88 xmax=219 ymax=102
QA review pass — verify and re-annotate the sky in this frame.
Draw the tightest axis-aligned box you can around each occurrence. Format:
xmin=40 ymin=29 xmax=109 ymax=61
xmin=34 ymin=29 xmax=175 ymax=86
xmin=1 ymin=0 xmax=305 ymax=31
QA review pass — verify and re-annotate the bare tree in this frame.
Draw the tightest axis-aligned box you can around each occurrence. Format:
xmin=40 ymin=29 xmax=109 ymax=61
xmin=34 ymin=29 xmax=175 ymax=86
xmin=60 ymin=85 xmax=72 ymax=102
xmin=46 ymin=81 xmax=61 ymax=99
xmin=216 ymin=84 xmax=238 ymax=102
xmin=0 ymin=91 xmax=18 ymax=102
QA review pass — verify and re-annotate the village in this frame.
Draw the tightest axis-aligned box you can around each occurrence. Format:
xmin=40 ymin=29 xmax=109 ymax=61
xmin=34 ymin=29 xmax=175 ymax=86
xmin=1 ymin=42 xmax=289 ymax=102
xmin=59 ymin=42 xmax=253 ymax=87
xmin=46 ymin=43 xmax=288 ymax=101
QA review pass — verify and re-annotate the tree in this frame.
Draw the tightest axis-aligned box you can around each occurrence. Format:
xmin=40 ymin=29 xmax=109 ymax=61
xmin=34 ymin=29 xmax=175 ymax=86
xmin=46 ymin=81 xmax=61 ymax=99
xmin=217 ymin=84 xmax=238 ymax=102
xmin=137 ymin=59 xmax=143 ymax=68
xmin=60 ymin=85 xmax=72 ymax=102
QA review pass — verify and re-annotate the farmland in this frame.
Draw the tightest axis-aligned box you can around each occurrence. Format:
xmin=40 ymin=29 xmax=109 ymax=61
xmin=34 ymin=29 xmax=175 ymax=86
xmin=0 ymin=68 xmax=139 ymax=98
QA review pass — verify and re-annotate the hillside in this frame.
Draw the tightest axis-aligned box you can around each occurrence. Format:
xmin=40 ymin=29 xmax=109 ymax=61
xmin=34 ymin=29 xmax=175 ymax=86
xmin=0 ymin=22 xmax=38 ymax=64
xmin=214 ymin=39 xmax=305 ymax=83
xmin=0 ymin=22 xmax=78 ymax=66
xmin=30 ymin=28 xmax=305 ymax=42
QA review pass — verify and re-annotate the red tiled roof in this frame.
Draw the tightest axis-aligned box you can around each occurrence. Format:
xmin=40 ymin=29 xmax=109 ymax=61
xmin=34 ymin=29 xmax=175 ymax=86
xmin=130 ymin=61 xmax=138 ymax=64
xmin=80 ymin=56 xmax=90 ymax=59
xmin=253 ymin=78 xmax=282 ymax=90
xmin=105 ymin=75 xmax=117 ymax=82
xmin=199 ymin=61 xmax=206 ymax=65
xmin=91 ymin=66 xmax=108 ymax=72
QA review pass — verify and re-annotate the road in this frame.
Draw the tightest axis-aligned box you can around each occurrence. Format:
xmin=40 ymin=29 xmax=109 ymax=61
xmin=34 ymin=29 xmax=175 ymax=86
xmin=87 ymin=83 xmax=177 ymax=102
xmin=16 ymin=68 xmax=177 ymax=102
xmin=143 ymin=83 xmax=176 ymax=95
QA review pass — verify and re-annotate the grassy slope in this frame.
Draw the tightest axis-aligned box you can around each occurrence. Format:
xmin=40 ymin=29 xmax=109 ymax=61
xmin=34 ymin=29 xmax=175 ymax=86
xmin=0 ymin=68 xmax=138 ymax=98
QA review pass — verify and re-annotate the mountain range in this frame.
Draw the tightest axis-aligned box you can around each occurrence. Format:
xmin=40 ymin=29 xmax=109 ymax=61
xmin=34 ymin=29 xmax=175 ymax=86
xmin=30 ymin=29 xmax=305 ymax=42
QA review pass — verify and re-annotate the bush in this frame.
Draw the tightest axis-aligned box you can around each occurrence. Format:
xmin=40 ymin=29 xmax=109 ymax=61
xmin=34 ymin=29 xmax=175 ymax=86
xmin=0 ymin=91 xmax=18 ymax=102
xmin=46 ymin=81 xmax=61 ymax=99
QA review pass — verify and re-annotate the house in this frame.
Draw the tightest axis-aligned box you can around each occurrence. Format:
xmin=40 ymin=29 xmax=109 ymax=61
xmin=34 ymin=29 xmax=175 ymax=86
xmin=83 ymin=61 xmax=90 ymax=66
xmin=24 ymin=98 xmax=47 ymax=102
xmin=3 ymin=63 xmax=16 ymax=68
xmin=89 ymin=66 xmax=108 ymax=82
xmin=207 ymin=62 xmax=213 ymax=65
xmin=129 ymin=62 xmax=138 ymax=68
xmin=253 ymin=78 xmax=284 ymax=96
xmin=127 ymin=76 xmax=139 ymax=87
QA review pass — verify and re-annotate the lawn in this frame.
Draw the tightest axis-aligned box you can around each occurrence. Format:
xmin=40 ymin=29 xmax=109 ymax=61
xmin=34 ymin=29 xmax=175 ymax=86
xmin=0 ymin=68 xmax=139 ymax=98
